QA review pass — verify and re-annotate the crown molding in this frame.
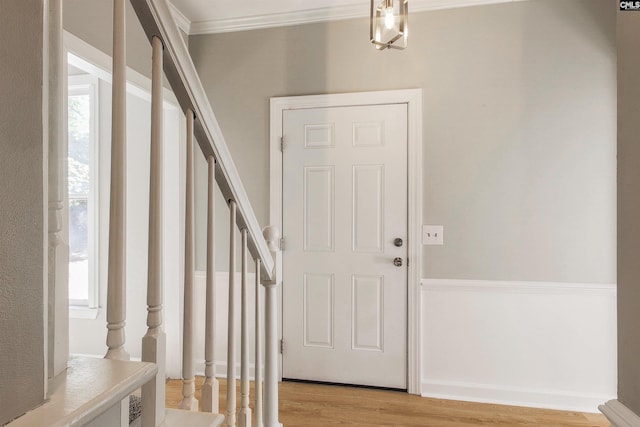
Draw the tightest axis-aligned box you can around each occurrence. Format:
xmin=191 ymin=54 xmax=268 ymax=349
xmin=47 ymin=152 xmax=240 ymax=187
xmin=189 ymin=4 xmax=363 ymax=35
xmin=168 ymin=2 xmax=191 ymax=34
xmin=412 ymin=0 xmax=529 ymax=12
xmin=172 ymin=0 xmax=530 ymax=36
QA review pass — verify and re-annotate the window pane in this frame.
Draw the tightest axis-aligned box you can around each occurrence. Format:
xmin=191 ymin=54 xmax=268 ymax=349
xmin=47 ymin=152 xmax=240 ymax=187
xmin=69 ymin=198 xmax=89 ymax=301
xmin=68 ymin=93 xmax=91 ymax=196
xmin=68 ymin=82 xmax=94 ymax=306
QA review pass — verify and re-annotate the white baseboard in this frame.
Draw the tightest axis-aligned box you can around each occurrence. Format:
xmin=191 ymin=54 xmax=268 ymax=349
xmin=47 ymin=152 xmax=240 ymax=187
xmin=193 ymin=360 xmax=261 ymax=381
xmin=422 ymin=379 xmax=611 ymax=413
xmin=600 ymin=400 xmax=640 ymax=427
xmin=421 ymin=278 xmax=617 ymax=413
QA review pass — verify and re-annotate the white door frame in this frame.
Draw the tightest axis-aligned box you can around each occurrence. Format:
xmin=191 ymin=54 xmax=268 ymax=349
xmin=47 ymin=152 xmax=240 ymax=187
xmin=269 ymin=89 xmax=423 ymax=394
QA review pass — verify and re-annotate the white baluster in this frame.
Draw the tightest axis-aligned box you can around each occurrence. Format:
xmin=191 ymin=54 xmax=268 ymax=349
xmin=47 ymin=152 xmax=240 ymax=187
xmin=262 ymin=226 xmax=283 ymax=427
xmin=238 ymin=229 xmax=252 ymax=427
xmin=179 ymin=109 xmax=198 ymax=411
xmin=142 ymin=35 xmax=165 ymax=427
xmin=105 ymin=0 xmax=129 ymax=363
xmin=106 ymin=1 xmax=129 ymax=424
xmin=202 ymin=155 xmax=219 ymax=413
xmin=226 ymin=200 xmax=238 ymax=427
xmin=254 ymin=259 xmax=264 ymax=427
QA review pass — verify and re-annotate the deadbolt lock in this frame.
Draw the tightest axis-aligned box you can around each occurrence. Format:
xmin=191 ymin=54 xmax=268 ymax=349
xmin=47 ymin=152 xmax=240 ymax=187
xmin=394 ymin=238 xmax=404 ymax=247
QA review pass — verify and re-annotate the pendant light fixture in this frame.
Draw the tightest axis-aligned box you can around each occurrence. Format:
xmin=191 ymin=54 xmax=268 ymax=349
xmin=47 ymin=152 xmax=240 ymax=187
xmin=370 ymin=0 xmax=408 ymax=50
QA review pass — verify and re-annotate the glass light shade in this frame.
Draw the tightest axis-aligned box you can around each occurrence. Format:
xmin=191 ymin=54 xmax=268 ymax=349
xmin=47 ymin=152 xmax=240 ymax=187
xmin=370 ymin=0 xmax=408 ymax=50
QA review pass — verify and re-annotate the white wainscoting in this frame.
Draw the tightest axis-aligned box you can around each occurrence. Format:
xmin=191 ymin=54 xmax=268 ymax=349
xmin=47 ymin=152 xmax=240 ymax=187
xmin=421 ymin=278 xmax=617 ymax=413
xmin=167 ymin=274 xmax=617 ymax=413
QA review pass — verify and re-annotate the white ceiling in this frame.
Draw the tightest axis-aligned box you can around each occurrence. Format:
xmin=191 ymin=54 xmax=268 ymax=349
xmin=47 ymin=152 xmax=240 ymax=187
xmin=168 ymin=0 xmax=529 ymax=35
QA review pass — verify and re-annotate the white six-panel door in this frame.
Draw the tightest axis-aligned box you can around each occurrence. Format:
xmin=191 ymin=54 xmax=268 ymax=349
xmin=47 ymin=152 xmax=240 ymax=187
xmin=282 ymin=103 xmax=408 ymax=389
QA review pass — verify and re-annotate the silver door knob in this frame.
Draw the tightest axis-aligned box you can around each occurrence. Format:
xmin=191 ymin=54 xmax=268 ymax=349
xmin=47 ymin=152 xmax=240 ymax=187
xmin=393 ymin=257 xmax=403 ymax=267
xmin=394 ymin=238 xmax=403 ymax=247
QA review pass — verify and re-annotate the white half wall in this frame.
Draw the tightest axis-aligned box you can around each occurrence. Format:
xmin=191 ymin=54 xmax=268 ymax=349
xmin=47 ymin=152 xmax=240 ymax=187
xmin=421 ymin=278 xmax=617 ymax=413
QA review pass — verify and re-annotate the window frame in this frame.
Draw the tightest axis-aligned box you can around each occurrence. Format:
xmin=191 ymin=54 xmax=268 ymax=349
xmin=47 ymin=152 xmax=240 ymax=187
xmin=67 ymin=73 xmax=100 ymax=310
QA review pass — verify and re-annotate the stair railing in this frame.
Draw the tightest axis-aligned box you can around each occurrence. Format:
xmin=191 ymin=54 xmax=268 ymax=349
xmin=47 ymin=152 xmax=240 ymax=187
xmin=103 ymin=0 xmax=283 ymax=426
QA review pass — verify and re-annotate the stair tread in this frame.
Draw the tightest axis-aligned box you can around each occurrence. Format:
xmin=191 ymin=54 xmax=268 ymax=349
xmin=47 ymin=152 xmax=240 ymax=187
xmin=160 ymin=408 xmax=225 ymax=427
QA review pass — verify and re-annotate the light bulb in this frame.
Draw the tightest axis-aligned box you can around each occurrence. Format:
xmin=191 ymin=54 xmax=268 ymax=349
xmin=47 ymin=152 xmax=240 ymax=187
xmin=384 ymin=6 xmax=395 ymax=29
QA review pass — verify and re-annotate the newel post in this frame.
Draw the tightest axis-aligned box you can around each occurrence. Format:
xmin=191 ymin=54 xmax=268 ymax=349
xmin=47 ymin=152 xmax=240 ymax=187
xmin=262 ymin=226 xmax=283 ymax=427
xmin=47 ymin=0 xmax=69 ymax=378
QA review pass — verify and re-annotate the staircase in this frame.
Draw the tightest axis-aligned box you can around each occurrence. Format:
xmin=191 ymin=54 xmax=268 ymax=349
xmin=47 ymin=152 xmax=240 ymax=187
xmin=121 ymin=0 xmax=284 ymax=425
xmin=8 ymin=0 xmax=283 ymax=426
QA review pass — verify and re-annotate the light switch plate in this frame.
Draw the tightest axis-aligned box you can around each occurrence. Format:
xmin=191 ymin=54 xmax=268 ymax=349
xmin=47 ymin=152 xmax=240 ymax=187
xmin=422 ymin=225 xmax=444 ymax=245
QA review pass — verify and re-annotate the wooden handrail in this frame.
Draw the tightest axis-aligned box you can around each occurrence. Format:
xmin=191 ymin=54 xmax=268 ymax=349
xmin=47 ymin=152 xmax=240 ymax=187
xmin=129 ymin=0 xmax=275 ymax=280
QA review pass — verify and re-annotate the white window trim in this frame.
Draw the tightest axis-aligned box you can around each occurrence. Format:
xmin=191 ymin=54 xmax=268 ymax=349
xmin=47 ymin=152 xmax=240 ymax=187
xmin=68 ymin=73 xmax=100 ymax=311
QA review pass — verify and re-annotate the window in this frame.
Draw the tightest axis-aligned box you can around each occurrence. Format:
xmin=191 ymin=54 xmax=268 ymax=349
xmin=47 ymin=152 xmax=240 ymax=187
xmin=68 ymin=74 xmax=99 ymax=309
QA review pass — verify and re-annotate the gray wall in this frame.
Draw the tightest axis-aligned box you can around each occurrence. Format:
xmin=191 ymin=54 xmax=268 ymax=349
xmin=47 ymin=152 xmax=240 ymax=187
xmin=0 ymin=0 xmax=46 ymax=423
xmin=64 ymin=0 xmax=152 ymax=78
xmin=63 ymin=0 xmax=189 ymax=82
xmin=189 ymin=0 xmax=616 ymax=283
xmin=617 ymin=8 xmax=640 ymax=415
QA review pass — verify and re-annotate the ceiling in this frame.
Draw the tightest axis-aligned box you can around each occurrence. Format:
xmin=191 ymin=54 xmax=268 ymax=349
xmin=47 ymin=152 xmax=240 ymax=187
xmin=168 ymin=0 xmax=529 ymax=35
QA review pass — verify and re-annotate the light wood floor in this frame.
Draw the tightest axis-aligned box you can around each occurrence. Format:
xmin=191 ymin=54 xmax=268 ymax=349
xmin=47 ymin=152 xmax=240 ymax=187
xmin=166 ymin=377 xmax=610 ymax=427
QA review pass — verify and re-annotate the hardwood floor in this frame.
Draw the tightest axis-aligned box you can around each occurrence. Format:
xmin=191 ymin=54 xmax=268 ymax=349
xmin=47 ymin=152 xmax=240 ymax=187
xmin=165 ymin=377 xmax=610 ymax=426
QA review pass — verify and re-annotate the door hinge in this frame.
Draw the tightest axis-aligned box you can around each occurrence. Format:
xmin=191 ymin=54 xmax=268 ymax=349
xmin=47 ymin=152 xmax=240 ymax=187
xmin=280 ymin=136 xmax=287 ymax=152
xmin=280 ymin=237 xmax=286 ymax=251
xmin=280 ymin=339 xmax=284 ymax=354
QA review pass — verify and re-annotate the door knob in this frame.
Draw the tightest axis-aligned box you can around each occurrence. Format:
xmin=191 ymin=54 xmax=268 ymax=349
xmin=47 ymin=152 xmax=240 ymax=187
xmin=393 ymin=257 xmax=403 ymax=267
xmin=394 ymin=238 xmax=403 ymax=247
